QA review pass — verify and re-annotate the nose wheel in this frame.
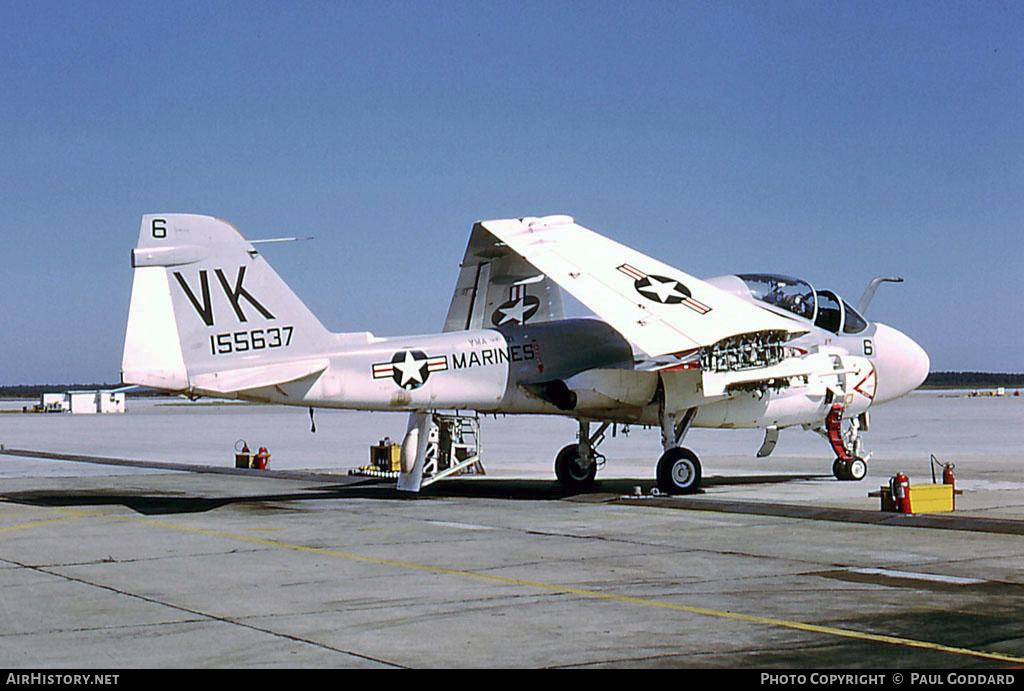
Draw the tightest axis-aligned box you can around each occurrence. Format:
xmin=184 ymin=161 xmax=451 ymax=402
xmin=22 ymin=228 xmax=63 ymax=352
xmin=833 ymin=456 xmax=868 ymax=481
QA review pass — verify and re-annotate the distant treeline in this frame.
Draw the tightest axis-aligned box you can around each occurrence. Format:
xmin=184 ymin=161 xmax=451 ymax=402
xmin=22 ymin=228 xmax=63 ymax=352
xmin=0 ymin=384 xmax=168 ymax=399
xmin=921 ymin=372 xmax=1024 ymax=389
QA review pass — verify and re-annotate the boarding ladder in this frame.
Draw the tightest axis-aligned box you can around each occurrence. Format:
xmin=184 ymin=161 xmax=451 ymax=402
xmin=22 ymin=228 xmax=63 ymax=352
xmin=419 ymin=412 xmax=485 ymax=487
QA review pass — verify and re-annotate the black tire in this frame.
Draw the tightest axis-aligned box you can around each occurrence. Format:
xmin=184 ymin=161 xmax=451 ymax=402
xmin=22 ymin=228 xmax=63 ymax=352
xmin=554 ymin=444 xmax=597 ymax=487
xmin=833 ymin=458 xmax=847 ymax=480
xmin=833 ymin=457 xmax=867 ymax=481
xmin=656 ymin=447 xmax=702 ymax=495
xmin=846 ymin=457 xmax=868 ymax=481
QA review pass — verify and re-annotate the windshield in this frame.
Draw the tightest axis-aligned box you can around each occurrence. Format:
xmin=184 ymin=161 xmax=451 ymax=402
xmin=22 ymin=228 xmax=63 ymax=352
xmin=842 ymin=300 xmax=868 ymax=333
xmin=815 ymin=290 xmax=842 ymax=333
xmin=736 ymin=274 xmax=816 ymax=321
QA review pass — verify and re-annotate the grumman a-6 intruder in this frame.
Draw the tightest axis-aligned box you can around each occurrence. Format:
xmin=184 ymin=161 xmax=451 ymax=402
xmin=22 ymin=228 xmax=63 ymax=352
xmin=123 ymin=214 xmax=929 ymax=494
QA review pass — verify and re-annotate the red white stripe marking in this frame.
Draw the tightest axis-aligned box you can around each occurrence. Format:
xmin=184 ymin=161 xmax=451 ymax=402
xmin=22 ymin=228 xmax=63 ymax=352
xmin=616 ymin=263 xmax=647 ymax=281
xmin=681 ymin=296 xmax=711 ymax=314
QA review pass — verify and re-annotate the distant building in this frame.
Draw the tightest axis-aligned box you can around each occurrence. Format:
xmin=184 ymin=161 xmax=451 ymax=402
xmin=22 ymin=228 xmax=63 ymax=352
xmin=97 ymin=391 xmax=126 ymax=413
xmin=39 ymin=393 xmax=69 ymax=412
xmin=39 ymin=390 xmax=126 ymax=414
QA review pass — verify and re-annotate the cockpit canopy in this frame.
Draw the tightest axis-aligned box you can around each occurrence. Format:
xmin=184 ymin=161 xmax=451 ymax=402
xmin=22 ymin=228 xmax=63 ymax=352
xmin=736 ymin=273 xmax=868 ymax=335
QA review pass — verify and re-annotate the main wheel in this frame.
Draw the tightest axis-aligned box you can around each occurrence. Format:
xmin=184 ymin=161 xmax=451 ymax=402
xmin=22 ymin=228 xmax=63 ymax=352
xmin=656 ymin=447 xmax=702 ymax=495
xmin=554 ymin=444 xmax=597 ymax=487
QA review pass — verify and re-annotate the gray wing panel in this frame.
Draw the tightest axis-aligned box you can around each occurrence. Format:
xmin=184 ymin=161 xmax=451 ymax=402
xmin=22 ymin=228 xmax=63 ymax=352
xmin=443 ymin=222 xmax=565 ymax=332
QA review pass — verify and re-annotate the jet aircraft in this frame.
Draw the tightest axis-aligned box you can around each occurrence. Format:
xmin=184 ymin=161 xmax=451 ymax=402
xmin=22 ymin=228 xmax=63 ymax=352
xmin=123 ymin=214 xmax=929 ymax=494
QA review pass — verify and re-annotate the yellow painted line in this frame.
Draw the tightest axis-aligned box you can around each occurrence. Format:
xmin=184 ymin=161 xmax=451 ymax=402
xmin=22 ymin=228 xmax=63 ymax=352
xmin=0 ymin=513 xmax=92 ymax=534
xmin=0 ymin=508 xmax=52 ymax=517
xmin=100 ymin=513 xmax=1024 ymax=665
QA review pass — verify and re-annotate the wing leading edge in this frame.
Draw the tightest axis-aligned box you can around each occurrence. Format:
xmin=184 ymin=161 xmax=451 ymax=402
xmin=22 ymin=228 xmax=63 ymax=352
xmin=480 ymin=216 xmax=807 ymax=358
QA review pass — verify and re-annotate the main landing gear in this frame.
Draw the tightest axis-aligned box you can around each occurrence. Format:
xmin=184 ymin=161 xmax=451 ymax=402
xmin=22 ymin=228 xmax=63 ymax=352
xmin=655 ymin=406 xmax=701 ymax=494
xmin=552 ymin=414 xmax=704 ymax=495
xmin=553 ymin=419 xmax=608 ymax=488
xmin=822 ymin=404 xmax=869 ymax=482
xmin=656 ymin=447 xmax=702 ymax=495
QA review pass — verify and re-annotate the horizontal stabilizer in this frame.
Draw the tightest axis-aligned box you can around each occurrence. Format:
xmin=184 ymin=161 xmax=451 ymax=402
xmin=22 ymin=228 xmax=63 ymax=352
xmin=190 ymin=359 xmax=329 ymax=395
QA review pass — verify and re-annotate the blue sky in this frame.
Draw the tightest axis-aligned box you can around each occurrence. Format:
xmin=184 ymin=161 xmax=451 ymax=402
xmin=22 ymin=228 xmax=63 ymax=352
xmin=1 ymin=1 xmax=1021 ymax=384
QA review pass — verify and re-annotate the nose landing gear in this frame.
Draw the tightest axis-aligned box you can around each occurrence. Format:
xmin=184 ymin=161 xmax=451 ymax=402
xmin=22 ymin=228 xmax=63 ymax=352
xmin=822 ymin=404 xmax=870 ymax=481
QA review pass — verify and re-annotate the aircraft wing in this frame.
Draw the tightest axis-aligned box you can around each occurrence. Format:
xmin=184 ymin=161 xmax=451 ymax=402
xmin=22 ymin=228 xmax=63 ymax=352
xmin=444 ymin=222 xmax=565 ymax=332
xmin=480 ymin=216 xmax=806 ymax=357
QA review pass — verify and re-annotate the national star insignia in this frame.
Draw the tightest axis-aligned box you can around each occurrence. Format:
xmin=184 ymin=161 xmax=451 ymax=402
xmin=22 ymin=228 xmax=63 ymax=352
xmin=491 ymin=295 xmax=540 ymax=327
xmin=494 ymin=298 xmax=530 ymax=325
xmin=372 ymin=350 xmax=448 ymax=389
xmin=636 ymin=275 xmax=689 ymax=304
xmin=392 ymin=350 xmax=428 ymax=388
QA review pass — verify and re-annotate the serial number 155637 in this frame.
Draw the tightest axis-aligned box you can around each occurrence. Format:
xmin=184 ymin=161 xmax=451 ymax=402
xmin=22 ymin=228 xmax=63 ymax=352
xmin=210 ymin=326 xmax=294 ymax=355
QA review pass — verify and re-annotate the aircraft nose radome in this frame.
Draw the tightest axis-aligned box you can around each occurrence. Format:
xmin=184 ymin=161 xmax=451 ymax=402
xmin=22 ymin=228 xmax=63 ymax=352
xmin=873 ymin=323 xmax=930 ymax=404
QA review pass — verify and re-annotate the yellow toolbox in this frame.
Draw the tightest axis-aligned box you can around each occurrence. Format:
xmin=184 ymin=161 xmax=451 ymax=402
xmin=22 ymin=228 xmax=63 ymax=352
xmin=869 ymin=482 xmax=961 ymax=513
xmin=907 ymin=483 xmax=955 ymax=513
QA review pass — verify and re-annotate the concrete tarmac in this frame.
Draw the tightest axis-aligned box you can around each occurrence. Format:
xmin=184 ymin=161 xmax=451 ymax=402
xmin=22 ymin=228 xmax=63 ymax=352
xmin=1 ymin=391 xmax=1023 ymax=668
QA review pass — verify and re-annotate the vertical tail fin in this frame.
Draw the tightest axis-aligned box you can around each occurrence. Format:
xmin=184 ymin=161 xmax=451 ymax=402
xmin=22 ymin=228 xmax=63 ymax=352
xmin=122 ymin=214 xmax=331 ymax=392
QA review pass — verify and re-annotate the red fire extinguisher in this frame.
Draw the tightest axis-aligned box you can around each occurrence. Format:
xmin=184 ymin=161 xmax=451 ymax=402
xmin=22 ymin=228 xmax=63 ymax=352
xmin=942 ymin=463 xmax=955 ymax=488
xmin=256 ymin=446 xmax=270 ymax=470
xmin=890 ymin=472 xmax=911 ymax=514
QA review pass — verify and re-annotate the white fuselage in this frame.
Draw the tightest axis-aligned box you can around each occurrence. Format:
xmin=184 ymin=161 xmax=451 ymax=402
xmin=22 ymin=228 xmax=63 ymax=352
xmin=206 ymin=318 xmax=888 ymax=434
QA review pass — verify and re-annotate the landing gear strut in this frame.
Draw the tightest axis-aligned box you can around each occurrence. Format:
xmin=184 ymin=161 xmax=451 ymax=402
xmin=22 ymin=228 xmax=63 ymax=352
xmin=823 ymin=404 xmax=869 ymax=482
xmin=656 ymin=404 xmax=702 ymax=495
xmin=554 ymin=419 xmax=608 ymax=488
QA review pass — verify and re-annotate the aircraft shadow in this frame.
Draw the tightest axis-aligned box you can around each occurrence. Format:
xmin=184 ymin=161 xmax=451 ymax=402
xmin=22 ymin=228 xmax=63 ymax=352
xmin=414 ymin=473 xmax=828 ymax=501
xmin=0 ymin=488 xmax=358 ymax=517
xmin=0 ymin=473 xmax=827 ymax=515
